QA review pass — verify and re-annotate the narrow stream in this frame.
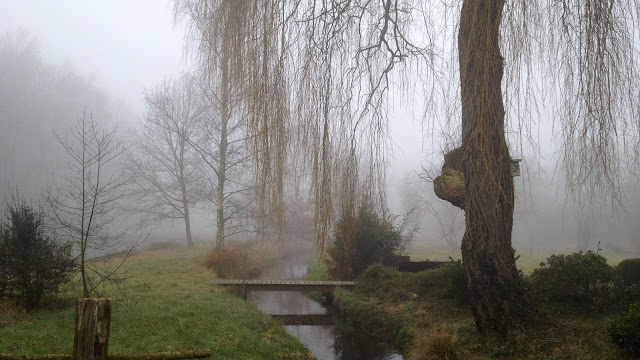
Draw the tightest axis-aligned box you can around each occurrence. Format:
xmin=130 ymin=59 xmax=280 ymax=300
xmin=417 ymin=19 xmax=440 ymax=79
xmin=247 ymin=257 xmax=403 ymax=360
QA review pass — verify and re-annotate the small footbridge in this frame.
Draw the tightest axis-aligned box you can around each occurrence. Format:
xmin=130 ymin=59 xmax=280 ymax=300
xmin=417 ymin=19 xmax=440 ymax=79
xmin=214 ymin=279 xmax=355 ymax=293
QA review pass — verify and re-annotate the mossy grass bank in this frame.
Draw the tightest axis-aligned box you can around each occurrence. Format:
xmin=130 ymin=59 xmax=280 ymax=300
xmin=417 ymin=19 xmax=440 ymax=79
xmin=0 ymin=247 xmax=313 ymax=360
xmin=317 ymin=248 xmax=639 ymax=359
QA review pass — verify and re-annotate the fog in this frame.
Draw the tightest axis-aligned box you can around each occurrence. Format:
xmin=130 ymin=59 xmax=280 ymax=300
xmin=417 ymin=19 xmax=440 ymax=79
xmin=1 ymin=1 xmax=639 ymax=257
xmin=389 ymin=158 xmax=640 ymax=255
xmin=0 ymin=33 xmax=115 ymax=194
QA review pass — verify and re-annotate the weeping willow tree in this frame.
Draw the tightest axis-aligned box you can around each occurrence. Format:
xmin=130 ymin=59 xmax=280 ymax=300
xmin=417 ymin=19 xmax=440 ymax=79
xmin=174 ymin=1 xmax=291 ymax=247
xmin=436 ymin=0 xmax=639 ymax=333
xmin=175 ymin=0 xmax=640 ymax=334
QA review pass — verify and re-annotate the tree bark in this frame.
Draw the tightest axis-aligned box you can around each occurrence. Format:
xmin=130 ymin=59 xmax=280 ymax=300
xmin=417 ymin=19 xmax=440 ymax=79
xmin=178 ymin=149 xmax=193 ymax=248
xmin=433 ymin=170 xmax=465 ymax=209
xmin=181 ymin=180 xmax=193 ymax=248
xmin=215 ymin=34 xmax=230 ymax=250
xmin=458 ymin=0 xmax=526 ymax=334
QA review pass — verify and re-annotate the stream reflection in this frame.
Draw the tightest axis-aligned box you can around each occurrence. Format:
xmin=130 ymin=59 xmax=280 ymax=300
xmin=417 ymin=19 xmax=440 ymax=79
xmin=247 ymin=259 xmax=403 ymax=360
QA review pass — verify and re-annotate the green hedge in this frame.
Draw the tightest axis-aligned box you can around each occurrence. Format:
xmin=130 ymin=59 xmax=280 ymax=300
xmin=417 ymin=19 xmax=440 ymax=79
xmin=617 ymin=258 xmax=640 ymax=287
xmin=529 ymin=251 xmax=623 ymax=312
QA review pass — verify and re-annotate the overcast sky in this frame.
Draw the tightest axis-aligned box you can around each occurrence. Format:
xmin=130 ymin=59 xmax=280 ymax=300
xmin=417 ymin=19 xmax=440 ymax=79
xmin=3 ymin=1 xmax=640 ymax=253
xmin=1 ymin=0 xmax=423 ymax=158
xmin=0 ymin=0 xmax=426 ymax=198
xmin=0 ymin=0 xmax=190 ymax=116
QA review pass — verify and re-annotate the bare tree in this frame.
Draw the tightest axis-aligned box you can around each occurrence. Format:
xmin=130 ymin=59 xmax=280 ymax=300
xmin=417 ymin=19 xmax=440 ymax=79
xmin=190 ymin=74 xmax=256 ymax=249
xmin=125 ymin=75 xmax=204 ymax=248
xmin=45 ymin=112 xmax=132 ymax=297
xmin=174 ymin=0 xmax=290 ymax=247
xmin=175 ymin=2 xmax=274 ymax=248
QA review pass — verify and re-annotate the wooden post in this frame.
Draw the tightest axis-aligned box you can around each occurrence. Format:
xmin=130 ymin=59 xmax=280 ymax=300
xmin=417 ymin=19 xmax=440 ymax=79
xmin=73 ymin=298 xmax=112 ymax=360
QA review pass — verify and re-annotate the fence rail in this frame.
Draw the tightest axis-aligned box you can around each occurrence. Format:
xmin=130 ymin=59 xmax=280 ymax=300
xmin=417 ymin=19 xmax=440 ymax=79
xmin=0 ymin=350 xmax=212 ymax=360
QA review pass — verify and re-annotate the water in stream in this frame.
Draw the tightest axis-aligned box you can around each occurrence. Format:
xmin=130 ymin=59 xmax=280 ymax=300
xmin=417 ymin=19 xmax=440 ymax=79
xmin=247 ymin=258 xmax=403 ymax=360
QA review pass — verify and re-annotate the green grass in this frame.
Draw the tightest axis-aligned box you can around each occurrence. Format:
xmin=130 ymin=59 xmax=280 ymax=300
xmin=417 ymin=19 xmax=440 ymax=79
xmin=331 ymin=262 xmax=634 ymax=360
xmin=299 ymin=257 xmax=329 ymax=303
xmin=303 ymin=258 xmax=328 ymax=281
xmin=0 ymin=248 xmax=313 ymax=360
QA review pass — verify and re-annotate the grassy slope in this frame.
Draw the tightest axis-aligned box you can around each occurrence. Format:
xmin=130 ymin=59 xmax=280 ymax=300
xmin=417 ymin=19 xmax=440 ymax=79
xmin=0 ymin=248 xmax=313 ymax=360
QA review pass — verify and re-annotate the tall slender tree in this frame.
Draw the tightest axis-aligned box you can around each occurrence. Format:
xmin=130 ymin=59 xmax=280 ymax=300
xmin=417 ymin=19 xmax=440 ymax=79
xmin=46 ymin=112 xmax=131 ymax=297
xmin=175 ymin=2 xmax=257 ymax=248
xmin=189 ymin=74 xmax=256 ymax=248
xmin=125 ymin=75 xmax=204 ymax=248
xmin=175 ymin=0 xmax=290 ymax=247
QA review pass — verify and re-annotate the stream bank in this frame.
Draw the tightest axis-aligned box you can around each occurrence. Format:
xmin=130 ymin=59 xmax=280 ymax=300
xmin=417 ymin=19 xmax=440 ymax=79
xmin=247 ymin=255 xmax=403 ymax=360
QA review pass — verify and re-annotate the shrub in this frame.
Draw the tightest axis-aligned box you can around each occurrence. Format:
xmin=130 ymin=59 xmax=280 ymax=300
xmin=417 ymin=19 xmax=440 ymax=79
xmin=608 ymin=302 xmax=640 ymax=356
xmin=354 ymin=264 xmax=412 ymax=301
xmin=333 ymin=288 xmax=412 ymax=348
xmin=617 ymin=258 xmax=640 ymax=287
xmin=529 ymin=251 xmax=623 ymax=312
xmin=409 ymin=329 xmax=460 ymax=360
xmin=327 ymin=201 xmax=412 ymax=279
xmin=628 ymin=284 xmax=640 ymax=304
xmin=353 ymin=261 xmax=468 ymax=305
xmin=0 ymin=197 xmax=75 ymax=309
xmin=205 ymin=241 xmax=283 ymax=279
xmin=413 ymin=261 xmax=468 ymax=304
xmin=205 ymin=247 xmax=247 ymax=278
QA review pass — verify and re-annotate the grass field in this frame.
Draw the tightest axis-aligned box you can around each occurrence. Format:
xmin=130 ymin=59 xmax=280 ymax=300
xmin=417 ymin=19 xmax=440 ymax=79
xmin=0 ymin=247 xmax=313 ymax=360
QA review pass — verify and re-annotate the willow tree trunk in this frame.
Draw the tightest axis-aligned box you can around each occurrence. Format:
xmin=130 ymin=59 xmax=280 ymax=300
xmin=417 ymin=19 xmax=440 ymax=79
xmin=458 ymin=0 xmax=525 ymax=334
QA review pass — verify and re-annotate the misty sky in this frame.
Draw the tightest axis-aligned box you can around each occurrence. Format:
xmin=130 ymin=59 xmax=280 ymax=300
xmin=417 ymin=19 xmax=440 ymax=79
xmin=5 ymin=1 xmax=637 ymax=253
xmin=0 ymin=0 xmax=425 ymax=198
xmin=0 ymin=0 xmax=188 ymax=116
xmin=0 ymin=1 xmax=423 ymax=161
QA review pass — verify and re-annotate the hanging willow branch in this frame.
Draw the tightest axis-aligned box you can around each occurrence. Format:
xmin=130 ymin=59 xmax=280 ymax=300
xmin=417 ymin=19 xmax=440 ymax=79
xmin=174 ymin=0 xmax=435 ymax=250
xmin=502 ymin=0 xmax=640 ymax=210
xmin=175 ymin=0 xmax=640 ymax=250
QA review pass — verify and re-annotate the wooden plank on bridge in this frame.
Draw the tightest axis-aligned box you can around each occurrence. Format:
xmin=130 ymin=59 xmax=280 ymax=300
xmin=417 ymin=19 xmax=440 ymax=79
xmin=214 ymin=279 xmax=355 ymax=293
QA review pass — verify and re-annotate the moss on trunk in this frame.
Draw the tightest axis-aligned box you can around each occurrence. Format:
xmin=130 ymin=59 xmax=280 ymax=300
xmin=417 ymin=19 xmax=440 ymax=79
xmin=434 ymin=148 xmax=466 ymax=209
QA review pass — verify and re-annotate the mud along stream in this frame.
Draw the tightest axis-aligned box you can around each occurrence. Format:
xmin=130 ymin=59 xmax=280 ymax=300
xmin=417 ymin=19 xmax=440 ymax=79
xmin=246 ymin=255 xmax=403 ymax=360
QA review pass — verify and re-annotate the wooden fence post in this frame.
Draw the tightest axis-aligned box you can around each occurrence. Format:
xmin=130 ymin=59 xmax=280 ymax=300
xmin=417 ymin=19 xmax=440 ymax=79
xmin=73 ymin=298 xmax=112 ymax=360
